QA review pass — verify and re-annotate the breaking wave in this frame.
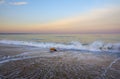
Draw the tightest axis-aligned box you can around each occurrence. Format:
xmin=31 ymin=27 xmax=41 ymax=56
xmin=0 ymin=40 xmax=120 ymax=52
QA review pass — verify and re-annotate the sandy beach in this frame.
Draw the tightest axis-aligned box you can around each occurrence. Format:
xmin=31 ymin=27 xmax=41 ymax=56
xmin=0 ymin=44 xmax=120 ymax=79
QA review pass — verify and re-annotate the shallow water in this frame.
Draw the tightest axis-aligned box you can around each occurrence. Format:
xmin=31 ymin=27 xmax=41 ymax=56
xmin=0 ymin=34 xmax=120 ymax=64
xmin=0 ymin=34 xmax=120 ymax=79
xmin=0 ymin=34 xmax=120 ymax=43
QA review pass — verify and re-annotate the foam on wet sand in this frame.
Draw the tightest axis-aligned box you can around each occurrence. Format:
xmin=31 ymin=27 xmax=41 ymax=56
xmin=0 ymin=44 xmax=120 ymax=79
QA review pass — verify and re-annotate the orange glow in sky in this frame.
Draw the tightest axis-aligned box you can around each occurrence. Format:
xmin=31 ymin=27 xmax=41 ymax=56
xmin=0 ymin=0 xmax=120 ymax=33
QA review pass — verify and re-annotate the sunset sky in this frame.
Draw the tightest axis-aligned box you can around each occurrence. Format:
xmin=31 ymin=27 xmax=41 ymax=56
xmin=0 ymin=0 xmax=120 ymax=33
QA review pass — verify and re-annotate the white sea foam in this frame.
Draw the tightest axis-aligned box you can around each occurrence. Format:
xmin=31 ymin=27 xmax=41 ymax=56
xmin=0 ymin=51 xmax=65 ymax=64
xmin=0 ymin=40 xmax=119 ymax=52
xmin=0 ymin=55 xmax=44 ymax=64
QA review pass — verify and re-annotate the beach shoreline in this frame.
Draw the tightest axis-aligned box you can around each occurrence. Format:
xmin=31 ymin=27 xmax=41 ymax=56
xmin=0 ymin=44 xmax=120 ymax=79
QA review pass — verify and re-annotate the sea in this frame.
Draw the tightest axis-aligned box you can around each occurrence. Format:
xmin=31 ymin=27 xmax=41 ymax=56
xmin=0 ymin=33 xmax=120 ymax=62
xmin=0 ymin=34 xmax=120 ymax=52
xmin=0 ymin=34 xmax=120 ymax=79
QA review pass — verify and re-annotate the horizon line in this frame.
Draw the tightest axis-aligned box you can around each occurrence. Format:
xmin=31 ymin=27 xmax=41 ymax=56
xmin=0 ymin=32 xmax=120 ymax=34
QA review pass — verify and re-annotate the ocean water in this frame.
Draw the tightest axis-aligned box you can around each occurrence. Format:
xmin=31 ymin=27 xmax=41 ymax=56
xmin=0 ymin=34 xmax=120 ymax=52
xmin=0 ymin=34 xmax=120 ymax=43
xmin=0 ymin=34 xmax=120 ymax=79
xmin=0 ymin=34 xmax=120 ymax=63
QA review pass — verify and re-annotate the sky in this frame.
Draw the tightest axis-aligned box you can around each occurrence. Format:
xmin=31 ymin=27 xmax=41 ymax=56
xmin=0 ymin=0 xmax=120 ymax=34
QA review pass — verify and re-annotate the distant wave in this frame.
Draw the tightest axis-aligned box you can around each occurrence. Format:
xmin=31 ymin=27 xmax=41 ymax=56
xmin=55 ymin=36 xmax=74 ymax=37
xmin=0 ymin=40 xmax=120 ymax=52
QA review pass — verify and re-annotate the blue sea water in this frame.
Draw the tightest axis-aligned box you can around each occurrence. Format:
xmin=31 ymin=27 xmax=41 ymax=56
xmin=0 ymin=34 xmax=120 ymax=79
xmin=0 ymin=34 xmax=120 ymax=53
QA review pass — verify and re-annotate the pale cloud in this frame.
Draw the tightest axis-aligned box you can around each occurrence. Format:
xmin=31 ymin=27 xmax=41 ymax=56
xmin=0 ymin=0 xmax=28 ymax=5
xmin=10 ymin=1 xmax=28 ymax=6
xmin=0 ymin=0 xmax=5 ymax=4
xmin=36 ymin=6 xmax=120 ymax=33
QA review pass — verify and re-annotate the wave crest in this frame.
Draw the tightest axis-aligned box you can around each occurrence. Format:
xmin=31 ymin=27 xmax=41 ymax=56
xmin=0 ymin=40 xmax=119 ymax=52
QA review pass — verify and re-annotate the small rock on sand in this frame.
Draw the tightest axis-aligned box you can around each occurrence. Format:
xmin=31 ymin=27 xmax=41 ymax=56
xmin=50 ymin=48 xmax=57 ymax=52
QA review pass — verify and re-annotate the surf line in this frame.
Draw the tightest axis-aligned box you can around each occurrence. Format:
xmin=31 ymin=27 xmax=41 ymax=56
xmin=100 ymin=57 xmax=120 ymax=79
xmin=0 ymin=52 xmax=33 ymax=64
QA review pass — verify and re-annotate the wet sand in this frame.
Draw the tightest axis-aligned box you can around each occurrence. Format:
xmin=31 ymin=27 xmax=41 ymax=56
xmin=0 ymin=44 xmax=120 ymax=79
xmin=0 ymin=44 xmax=30 ymax=57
